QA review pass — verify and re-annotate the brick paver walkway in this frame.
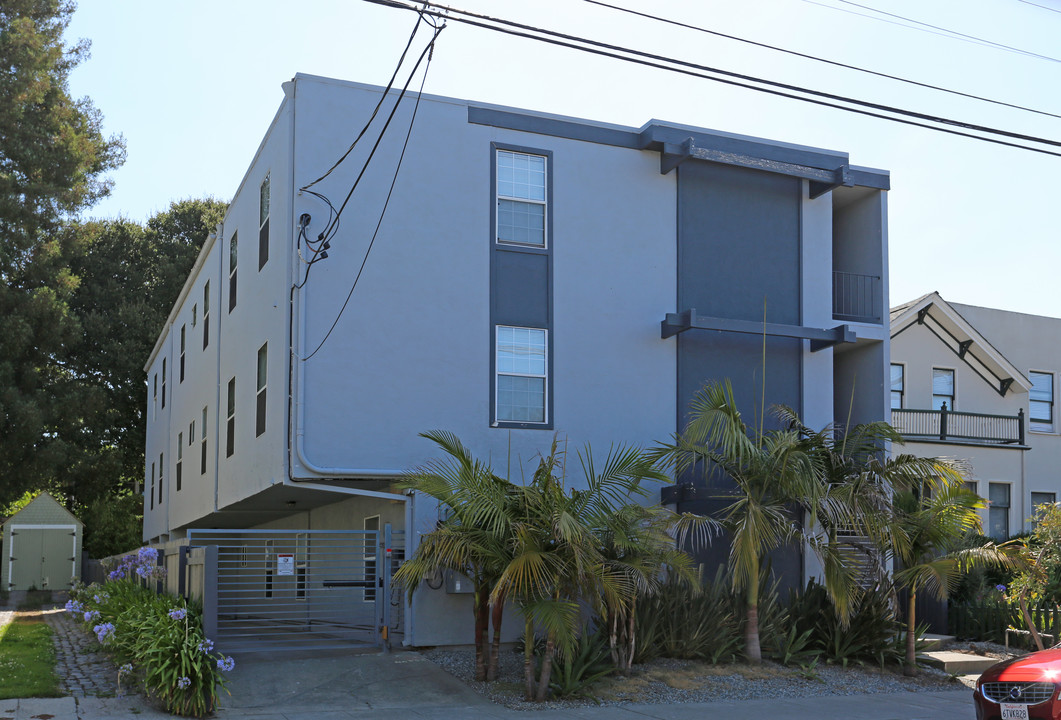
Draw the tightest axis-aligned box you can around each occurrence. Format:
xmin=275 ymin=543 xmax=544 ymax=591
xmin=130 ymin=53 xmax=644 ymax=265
xmin=42 ymin=604 xmax=127 ymax=698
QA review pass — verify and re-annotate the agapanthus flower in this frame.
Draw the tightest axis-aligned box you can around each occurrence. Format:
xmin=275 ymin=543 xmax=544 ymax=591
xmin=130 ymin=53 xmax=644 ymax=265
xmin=197 ymin=638 xmax=215 ymax=653
xmin=217 ymin=656 xmax=235 ymax=672
xmin=93 ymin=593 xmax=108 ymax=604
xmin=65 ymin=599 xmax=84 ymax=613
xmin=119 ymin=663 xmax=133 ymax=674
xmin=996 ymin=584 xmax=1007 ymax=592
xmin=94 ymin=622 xmax=115 ymax=644
xmin=168 ymin=608 xmax=187 ymax=620
xmin=84 ymin=610 xmax=100 ymax=622
xmin=177 ymin=676 xmax=191 ymax=690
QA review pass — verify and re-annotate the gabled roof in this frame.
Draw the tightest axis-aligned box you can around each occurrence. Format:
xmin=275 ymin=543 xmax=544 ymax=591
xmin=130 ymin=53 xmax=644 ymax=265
xmin=890 ymin=292 xmax=1032 ymax=398
xmin=1 ymin=492 xmax=83 ymax=528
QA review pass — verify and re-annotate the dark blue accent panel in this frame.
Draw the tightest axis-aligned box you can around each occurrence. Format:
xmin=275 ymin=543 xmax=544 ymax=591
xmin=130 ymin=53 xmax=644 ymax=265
xmin=677 ymin=162 xmax=801 ymax=325
xmin=493 ymin=249 xmax=550 ymax=327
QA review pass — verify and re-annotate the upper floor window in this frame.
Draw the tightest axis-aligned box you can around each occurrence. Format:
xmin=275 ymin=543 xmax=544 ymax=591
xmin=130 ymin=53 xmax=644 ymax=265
xmin=229 ymin=232 xmax=238 ymax=313
xmin=496 ymin=326 xmax=547 ymax=424
xmin=256 ymin=343 xmax=268 ymax=437
xmin=259 ymin=174 xmax=270 ymax=270
xmin=200 ymin=406 xmax=208 ymax=475
xmin=203 ymin=282 xmax=211 ymax=349
xmin=889 ymin=364 xmax=904 ymax=410
xmin=496 ymin=150 xmax=547 ymax=247
xmin=150 ymin=462 xmax=155 ymax=510
xmin=226 ymin=378 xmax=236 ymax=457
xmin=176 ymin=432 xmax=183 ymax=492
xmin=158 ymin=452 xmax=164 ymax=505
xmin=1030 ymin=371 xmax=1054 ymax=429
xmin=179 ymin=325 xmax=186 ymax=383
xmin=932 ymin=368 xmax=954 ymax=411
xmin=161 ymin=358 xmax=167 ymax=409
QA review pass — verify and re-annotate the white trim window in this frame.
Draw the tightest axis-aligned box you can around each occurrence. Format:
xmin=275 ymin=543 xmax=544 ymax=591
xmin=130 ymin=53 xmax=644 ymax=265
xmin=496 ymin=150 xmax=546 ymax=247
xmin=890 ymin=363 xmax=904 ymax=410
xmin=932 ymin=368 xmax=954 ymax=411
xmin=496 ymin=326 xmax=547 ymax=423
xmin=1030 ymin=371 xmax=1054 ymax=430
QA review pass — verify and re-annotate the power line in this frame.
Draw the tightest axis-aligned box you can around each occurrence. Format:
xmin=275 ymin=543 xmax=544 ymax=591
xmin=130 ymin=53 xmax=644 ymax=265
xmin=1018 ymin=0 xmax=1061 ymax=14
xmin=362 ymin=0 xmax=1061 ymax=159
xmin=807 ymin=0 xmax=1061 ymax=63
xmin=582 ymin=0 xmax=1061 ymax=121
xmin=303 ymin=20 xmax=443 ymax=361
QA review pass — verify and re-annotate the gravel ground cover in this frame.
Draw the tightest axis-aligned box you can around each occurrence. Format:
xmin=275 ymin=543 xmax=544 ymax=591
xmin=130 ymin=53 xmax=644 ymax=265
xmin=422 ymin=646 xmax=975 ymax=711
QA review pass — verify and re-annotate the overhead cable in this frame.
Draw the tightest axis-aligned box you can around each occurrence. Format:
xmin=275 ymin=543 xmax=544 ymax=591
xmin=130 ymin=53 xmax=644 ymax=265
xmin=362 ymin=0 xmax=1061 ymax=159
xmin=583 ymin=0 xmax=1061 ymax=120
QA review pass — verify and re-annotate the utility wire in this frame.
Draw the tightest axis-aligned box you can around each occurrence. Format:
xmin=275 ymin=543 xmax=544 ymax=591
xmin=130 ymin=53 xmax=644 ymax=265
xmin=832 ymin=0 xmax=1061 ymax=63
xmin=583 ymin=0 xmax=1061 ymax=120
xmin=1019 ymin=0 xmax=1061 ymax=14
xmin=363 ymin=0 xmax=1061 ymax=159
xmin=303 ymin=27 xmax=440 ymax=361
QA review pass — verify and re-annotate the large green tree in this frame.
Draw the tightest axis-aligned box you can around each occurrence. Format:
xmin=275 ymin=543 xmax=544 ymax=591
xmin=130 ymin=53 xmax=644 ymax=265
xmin=0 ymin=0 xmax=123 ymax=503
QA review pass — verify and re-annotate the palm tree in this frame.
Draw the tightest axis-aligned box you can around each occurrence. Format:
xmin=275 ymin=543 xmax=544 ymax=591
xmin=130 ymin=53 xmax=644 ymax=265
xmin=659 ymin=380 xmax=867 ymax=663
xmin=887 ymin=469 xmax=1022 ymax=675
xmin=392 ymin=430 xmax=515 ymax=682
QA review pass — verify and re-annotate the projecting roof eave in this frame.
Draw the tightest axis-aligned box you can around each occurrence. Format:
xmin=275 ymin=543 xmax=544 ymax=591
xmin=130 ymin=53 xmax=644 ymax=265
xmin=890 ymin=292 xmax=1032 ymax=397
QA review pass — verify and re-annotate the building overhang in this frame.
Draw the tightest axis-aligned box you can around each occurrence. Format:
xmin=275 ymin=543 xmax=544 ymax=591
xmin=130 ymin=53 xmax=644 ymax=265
xmin=890 ymin=292 xmax=1032 ymax=397
xmin=661 ymin=308 xmax=856 ymax=351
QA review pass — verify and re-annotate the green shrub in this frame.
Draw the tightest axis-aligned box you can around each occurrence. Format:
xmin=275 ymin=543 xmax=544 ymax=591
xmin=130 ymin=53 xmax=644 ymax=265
xmin=548 ymin=625 xmax=614 ymax=698
xmin=784 ymin=581 xmax=902 ymax=668
xmin=67 ymin=548 xmax=234 ymax=717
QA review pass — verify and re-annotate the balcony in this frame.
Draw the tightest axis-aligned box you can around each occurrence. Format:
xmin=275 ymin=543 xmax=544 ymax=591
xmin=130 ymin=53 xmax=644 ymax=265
xmin=891 ymin=405 xmax=1026 ymax=446
xmin=833 ymin=271 xmax=882 ymax=324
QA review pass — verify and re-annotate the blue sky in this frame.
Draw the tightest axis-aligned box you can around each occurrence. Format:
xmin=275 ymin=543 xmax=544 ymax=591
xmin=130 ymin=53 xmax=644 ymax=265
xmin=65 ymin=0 xmax=1061 ymax=315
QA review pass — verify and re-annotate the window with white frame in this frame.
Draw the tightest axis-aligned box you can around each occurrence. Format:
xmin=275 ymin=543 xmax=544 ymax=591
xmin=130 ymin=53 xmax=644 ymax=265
xmin=496 ymin=150 xmax=546 ymax=247
xmin=988 ymin=482 xmax=1010 ymax=540
xmin=202 ymin=281 xmax=210 ymax=349
xmin=1030 ymin=371 xmax=1054 ymax=429
xmin=256 ymin=343 xmax=267 ymax=437
xmin=496 ymin=326 xmax=547 ymax=423
xmin=932 ymin=368 xmax=954 ymax=411
xmin=200 ymin=406 xmax=208 ymax=475
xmin=226 ymin=377 xmax=236 ymax=458
xmin=176 ymin=432 xmax=183 ymax=492
xmin=890 ymin=364 xmax=904 ymax=410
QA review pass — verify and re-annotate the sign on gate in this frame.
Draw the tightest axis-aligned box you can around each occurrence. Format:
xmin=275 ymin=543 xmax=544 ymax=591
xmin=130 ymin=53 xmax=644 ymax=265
xmin=276 ymin=553 xmax=294 ymax=576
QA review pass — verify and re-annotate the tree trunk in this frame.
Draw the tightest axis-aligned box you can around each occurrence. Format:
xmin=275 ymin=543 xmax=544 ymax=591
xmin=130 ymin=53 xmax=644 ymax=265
xmin=625 ymin=599 xmax=637 ymax=671
xmin=488 ymin=594 xmax=504 ymax=681
xmin=523 ymin=615 xmax=536 ymax=701
xmin=1019 ymin=593 xmax=1045 ymax=651
xmin=474 ymin=587 xmax=489 ymax=681
xmin=904 ymin=590 xmax=917 ymax=676
xmin=745 ymin=556 xmax=762 ymax=664
xmin=535 ymin=633 xmax=556 ymax=702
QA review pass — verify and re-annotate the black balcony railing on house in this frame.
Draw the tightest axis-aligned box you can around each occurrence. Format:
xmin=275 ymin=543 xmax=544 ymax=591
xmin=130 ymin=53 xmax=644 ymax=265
xmin=891 ymin=405 xmax=1025 ymax=445
xmin=832 ymin=271 xmax=882 ymax=323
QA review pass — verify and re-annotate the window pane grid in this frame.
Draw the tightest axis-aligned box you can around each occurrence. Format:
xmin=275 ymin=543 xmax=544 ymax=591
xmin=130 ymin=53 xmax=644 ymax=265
xmin=497 ymin=151 xmax=545 ymax=201
xmin=1030 ymin=371 xmax=1053 ymax=424
xmin=496 ymin=150 xmax=546 ymax=247
xmin=496 ymin=326 xmax=547 ymax=423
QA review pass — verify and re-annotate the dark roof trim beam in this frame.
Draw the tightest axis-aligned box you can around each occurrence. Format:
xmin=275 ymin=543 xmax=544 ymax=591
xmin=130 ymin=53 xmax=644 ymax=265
xmin=658 ymin=138 xmax=854 ymax=192
xmin=900 ymin=309 xmax=1017 ymax=397
xmin=661 ymin=309 xmax=855 ymax=351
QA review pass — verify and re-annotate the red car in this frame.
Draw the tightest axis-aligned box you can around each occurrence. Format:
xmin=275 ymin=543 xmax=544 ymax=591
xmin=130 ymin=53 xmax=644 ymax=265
xmin=975 ymin=648 xmax=1061 ymax=719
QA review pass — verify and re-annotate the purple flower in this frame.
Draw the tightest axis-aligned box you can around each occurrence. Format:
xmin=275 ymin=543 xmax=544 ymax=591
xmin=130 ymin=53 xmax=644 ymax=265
xmin=65 ymin=599 xmax=84 ymax=613
xmin=119 ymin=663 xmax=133 ymax=674
xmin=93 ymin=593 xmax=108 ymax=604
xmin=168 ymin=608 xmax=187 ymax=621
xmin=217 ymin=656 xmax=235 ymax=672
xmin=197 ymin=638 xmax=214 ymax=653
xmin=83 ymin=610 xmax=100 ymax=623
xmin=108 ymin=568 xmax=126 ymax=580
xmin=137 ymin=546 xmax=159 ymax=563
xmin=996 ymin=584 xmax=1007 ymax=592
xmin=176 ymin=676 xmax=191 ymax=690
xmin=93 ymin=622 xmax=115 ymax=644
xmin=135 ymin=565 xmax=151 ymax=579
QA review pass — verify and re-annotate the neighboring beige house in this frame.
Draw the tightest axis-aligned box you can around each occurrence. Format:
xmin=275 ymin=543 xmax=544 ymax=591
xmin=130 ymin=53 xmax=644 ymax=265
xmin=1 ymin=492 xmax=83 ymax=591
xmin=890 ymin=293 xmax=1061 ymax=539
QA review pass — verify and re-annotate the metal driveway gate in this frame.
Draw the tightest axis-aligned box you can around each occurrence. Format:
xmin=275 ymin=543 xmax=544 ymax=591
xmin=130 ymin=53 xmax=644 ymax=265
xmin=187 ymin=527 xmax=404 ymax=653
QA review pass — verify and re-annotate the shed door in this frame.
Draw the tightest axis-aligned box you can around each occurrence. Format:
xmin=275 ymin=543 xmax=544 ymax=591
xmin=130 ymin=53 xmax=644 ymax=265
xmin=9 ymin=527 xmax=75 ymax=590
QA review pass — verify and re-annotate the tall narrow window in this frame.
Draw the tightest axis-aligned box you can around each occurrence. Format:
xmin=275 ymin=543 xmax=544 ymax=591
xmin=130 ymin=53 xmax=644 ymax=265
xmin=256 ymin=343 xmax=268 ymax=437
xmin=192 ymin=304 xmax=197 ymax=328
xmin=161 ymin=358 xmax=167 ymax=409
xmin=200 ymin=406 xmax=208 ymax=475
xmin=152 ymin=373 xmax=158 ymax=418
xmin=158 ymin=452 xmax=164 ymax=505
xmin=259 ymin=174 xmax=270 ymax=270
xmin=179 ymin=325 xmax=186 ymax=383
xmin=176 ymin=433 xmax=183 ymax=492
xmin=890 ymin=364 xmax=904 ymax=410
xmin=988 ymin=482 xmax=1010 ymax=540
xmin=496 ymin=150 xmax=546 ymax=247
xmin=1030 ymin=371 xmax=1054 ymax=429
xmin=150 ymin=462 xmax=155 ymax=510
xmin=203 ymin=281 xmax=211 ymax=350
xmin=228 ymin=232 xmax=238 ymax=313
xmin=932 ymin=368 xmax=954 ymax=410
xmin=226 ymin=378 xmax=236 ymax=457
xmin=189 ymin=421 xmax=195 ymax=445
xmin=496 ymin=326 xmax=547 ymax=423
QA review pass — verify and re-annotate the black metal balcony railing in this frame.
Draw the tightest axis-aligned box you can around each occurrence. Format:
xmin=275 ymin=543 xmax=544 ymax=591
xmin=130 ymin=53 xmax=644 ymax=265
xmin=891 ymin=405 xmax=1025 ymax=445
xmin=833 ymin=271 xmax=882 ymax=323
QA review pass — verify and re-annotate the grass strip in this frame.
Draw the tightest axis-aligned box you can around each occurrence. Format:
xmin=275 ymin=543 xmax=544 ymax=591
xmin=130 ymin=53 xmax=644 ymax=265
xmin=0 ymin=612 xmax=62 ymax=699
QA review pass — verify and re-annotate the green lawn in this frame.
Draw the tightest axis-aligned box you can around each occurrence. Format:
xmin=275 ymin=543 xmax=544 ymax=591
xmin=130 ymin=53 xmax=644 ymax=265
xmin=0 ymin=613 xmax=62 ymax=699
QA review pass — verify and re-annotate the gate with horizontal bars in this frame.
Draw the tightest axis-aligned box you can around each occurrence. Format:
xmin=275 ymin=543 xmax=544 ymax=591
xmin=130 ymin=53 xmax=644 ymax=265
xmin=187 ymin=526 xmax=404 ymax=653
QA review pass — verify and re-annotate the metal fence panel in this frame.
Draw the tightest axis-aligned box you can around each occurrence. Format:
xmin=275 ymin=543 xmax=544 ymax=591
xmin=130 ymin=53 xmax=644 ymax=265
xmin=188 ymin=528 xmax=405 ymax=653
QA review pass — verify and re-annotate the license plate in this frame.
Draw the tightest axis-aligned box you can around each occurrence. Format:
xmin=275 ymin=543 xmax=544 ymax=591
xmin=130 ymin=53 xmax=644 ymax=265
xmin=1001 ymin=703 xmax=1029 ymax=720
